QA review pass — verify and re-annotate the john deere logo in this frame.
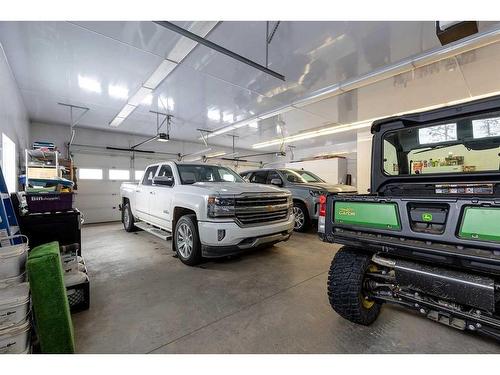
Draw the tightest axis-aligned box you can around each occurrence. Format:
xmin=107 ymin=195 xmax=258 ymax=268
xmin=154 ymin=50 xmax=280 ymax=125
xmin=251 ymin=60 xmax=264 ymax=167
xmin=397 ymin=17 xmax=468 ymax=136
xmin=338 ymin=207 xmax=355 ymax=216
xmin=422 ymin=213 xmax=433 ymax=222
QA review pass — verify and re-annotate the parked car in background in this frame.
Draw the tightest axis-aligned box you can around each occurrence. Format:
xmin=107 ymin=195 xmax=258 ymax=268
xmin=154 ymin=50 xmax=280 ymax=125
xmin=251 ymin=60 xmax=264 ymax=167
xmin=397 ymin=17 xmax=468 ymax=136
xmin=121 ymin=162 xmax=294 ymax=266
xmin=240 ymin=168 xmax=356 ymax=232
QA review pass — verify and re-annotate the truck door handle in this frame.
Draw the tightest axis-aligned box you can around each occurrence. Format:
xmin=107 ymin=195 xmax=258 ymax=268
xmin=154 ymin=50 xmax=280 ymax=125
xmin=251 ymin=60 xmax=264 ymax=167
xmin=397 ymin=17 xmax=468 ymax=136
xmin=135 ymin=190 xmax=141 ymax=192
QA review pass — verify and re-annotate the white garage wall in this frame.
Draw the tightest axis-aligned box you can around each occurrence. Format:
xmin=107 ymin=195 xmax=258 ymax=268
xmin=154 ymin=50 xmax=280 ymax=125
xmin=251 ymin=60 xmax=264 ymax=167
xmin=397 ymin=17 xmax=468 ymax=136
xmin=0 ymin=43 xmax=30 ymax=190
xmin=268 ymin=140 xmax=358 ymax=186
xmin=30 ymin=122 xmax=270 ymax=223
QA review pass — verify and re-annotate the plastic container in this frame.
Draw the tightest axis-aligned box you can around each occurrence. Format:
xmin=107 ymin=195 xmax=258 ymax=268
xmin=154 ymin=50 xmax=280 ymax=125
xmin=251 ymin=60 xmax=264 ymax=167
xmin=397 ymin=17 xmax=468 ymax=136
xmin=0 ymin=320 xmax=31 ymax=354
xmin=0 ymin=240 xmax=28 ymax=280
xmin=0 ymin=273 xmax=26 ymax=288
xmin=26 ymin=192 xmax=74 ymax=213
xmin=65 ymin=272 xmax=90 ymax=313
xmin=0 ymin=283 xmax=30 ymax=330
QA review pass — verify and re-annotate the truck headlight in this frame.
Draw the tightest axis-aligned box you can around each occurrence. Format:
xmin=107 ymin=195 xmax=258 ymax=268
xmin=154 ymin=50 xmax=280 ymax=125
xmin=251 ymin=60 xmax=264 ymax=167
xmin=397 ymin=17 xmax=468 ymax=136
xmin=207 ymin=196 xmax=235 ymax=218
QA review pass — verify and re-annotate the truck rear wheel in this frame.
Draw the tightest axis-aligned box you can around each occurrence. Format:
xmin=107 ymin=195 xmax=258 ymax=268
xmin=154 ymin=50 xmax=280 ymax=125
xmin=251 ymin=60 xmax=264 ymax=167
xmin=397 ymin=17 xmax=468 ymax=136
xmin=174 ymin=214 xmax=202 ymax=266
xmin=122 ymin=202 xmax=137 ymax=232
xmin=327 ymin=246 xmax=381 ymax=325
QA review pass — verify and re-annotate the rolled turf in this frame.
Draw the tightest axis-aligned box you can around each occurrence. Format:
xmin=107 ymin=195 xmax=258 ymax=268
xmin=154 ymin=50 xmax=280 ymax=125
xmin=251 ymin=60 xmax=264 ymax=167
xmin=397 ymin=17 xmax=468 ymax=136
xmin=27 ymin=241 xmax=75 ymax=353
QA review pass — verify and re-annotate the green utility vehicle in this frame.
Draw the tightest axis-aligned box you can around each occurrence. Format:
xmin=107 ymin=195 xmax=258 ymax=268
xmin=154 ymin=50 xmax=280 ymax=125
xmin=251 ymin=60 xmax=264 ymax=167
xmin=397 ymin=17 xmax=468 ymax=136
xmin=319 ymin=95 xmax=500 ymax=340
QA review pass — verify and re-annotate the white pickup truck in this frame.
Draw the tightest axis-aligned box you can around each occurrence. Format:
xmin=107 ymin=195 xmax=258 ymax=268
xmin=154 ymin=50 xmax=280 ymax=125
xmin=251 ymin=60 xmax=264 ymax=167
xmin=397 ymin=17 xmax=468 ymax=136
xmin=120 ymin=161 xmax=294 ymax=265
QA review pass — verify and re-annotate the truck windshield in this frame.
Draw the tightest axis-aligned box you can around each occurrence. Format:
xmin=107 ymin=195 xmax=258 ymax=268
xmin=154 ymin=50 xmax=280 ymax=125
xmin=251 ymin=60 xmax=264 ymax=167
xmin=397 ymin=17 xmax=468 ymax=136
xmin=383 ymin=114 xmax=500 ymax=176
xmin=177 ymin=164 xmax=245 ymax=184
xmin=280 ymin=169 xmax=324 ymax=183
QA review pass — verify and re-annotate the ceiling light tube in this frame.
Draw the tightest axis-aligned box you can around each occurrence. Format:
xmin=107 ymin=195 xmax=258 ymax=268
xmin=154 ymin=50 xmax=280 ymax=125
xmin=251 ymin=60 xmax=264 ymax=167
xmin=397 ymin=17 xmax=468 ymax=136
xmin=109 ymin=117 xmax=125 ymax=127
xmin=128 ymin=86 xmax=153 ymax=106
xmin=206 ymin=151 xmax=227 ymax=158
xmin=143 ymin=60 xmax=177 ymax=89
xmin=252 ymin=121 xmax=371 ymax=149
xmin=117 ymin=104 xmax=137 ymax=118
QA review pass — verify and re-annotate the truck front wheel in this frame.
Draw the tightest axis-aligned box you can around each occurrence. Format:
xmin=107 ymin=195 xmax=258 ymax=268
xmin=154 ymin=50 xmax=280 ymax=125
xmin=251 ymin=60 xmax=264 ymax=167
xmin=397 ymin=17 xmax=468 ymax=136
xmin=122 ymin=202 xmax=137 ymax=232
xmin=327 ymin=246 xmax=381 ymax=325
xmin=174 ymin=214 xmax=202 ymax=266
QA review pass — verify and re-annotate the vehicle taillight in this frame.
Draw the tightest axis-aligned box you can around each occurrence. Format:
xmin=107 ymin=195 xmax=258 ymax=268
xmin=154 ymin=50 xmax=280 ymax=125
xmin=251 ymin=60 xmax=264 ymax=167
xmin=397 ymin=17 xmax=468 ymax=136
xmin=319 ymin=195 xmax=327 ymax=217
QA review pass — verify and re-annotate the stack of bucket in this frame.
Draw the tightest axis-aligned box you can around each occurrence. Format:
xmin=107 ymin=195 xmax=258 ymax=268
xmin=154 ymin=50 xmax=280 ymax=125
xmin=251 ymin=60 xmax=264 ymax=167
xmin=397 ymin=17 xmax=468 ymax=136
xmin=0 ymin=235 xmax=31 ymax=354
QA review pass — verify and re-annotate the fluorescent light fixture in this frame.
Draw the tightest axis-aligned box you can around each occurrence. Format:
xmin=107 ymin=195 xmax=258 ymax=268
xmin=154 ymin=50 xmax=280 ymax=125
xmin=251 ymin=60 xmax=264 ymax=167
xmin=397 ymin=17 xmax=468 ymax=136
xmin=252 ymin=121 xmax=371 ymax=149
xmin=108 ymin=22 xmax=219 ymax=128
xmin=108 ymin=84 xmax=129 ymax=99
xmin=78 ymin=75 xmax=101 ymax=93
xmin=117 ymin=104 xmax=137 ymax=119
xmin=206 ymin=151 xmax=226 ymax=158
xmin=189 ymin=147 xmax=212 ymax=157
xmin=184 ymin=155 xmax=202 ymax=162
xmin=143 ymin=60 xmax=177 ymax=89
xmin=109 ymin=117 xmax=125 ymax=127
xmin=128 ymin=86 xmax=153 ymax=106
xmin=248 ymin=122 xmax=259 ymax=129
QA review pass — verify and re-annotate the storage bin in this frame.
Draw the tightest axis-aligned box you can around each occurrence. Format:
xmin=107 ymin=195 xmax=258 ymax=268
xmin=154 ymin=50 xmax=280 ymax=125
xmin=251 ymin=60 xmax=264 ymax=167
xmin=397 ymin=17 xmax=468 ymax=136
xmin=0 ymin=239 xmax=28 ymax=280
xmin=26 ymin=193 xmax=74 ymax=213
xmin=0 ymin=320 xmax=31 ymax=354
xmin=65 ymin=272 xmax=90 ymax=313
xmin=0 ymin=283 xmax=30 ymax=329
xmin=0 ymin=273 xmax=26 ymax=288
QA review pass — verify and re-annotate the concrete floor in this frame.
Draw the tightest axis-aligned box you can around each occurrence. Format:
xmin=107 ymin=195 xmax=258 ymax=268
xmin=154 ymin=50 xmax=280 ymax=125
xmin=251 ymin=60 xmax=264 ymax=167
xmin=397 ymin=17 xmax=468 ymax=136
xmin=73 ymin=222 xmax=500 ymax=353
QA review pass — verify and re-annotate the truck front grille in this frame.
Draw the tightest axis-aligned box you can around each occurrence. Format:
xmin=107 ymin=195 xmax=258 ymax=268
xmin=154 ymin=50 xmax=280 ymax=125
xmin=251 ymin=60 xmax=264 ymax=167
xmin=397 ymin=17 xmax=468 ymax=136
xmin=235 ymin=194 xmax=290 ymax=226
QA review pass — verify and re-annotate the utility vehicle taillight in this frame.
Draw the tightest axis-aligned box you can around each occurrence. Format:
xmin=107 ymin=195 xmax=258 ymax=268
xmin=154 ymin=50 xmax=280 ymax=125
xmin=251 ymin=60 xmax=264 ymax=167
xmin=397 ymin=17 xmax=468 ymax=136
xmin=319 ymin=195 xmax=327 ymax=217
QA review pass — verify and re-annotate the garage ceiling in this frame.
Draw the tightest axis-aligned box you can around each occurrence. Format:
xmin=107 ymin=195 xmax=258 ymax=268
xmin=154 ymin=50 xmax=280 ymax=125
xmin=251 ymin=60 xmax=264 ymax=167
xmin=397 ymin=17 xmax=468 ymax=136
xmin=1 ymin=21 xmax=500 ymax=151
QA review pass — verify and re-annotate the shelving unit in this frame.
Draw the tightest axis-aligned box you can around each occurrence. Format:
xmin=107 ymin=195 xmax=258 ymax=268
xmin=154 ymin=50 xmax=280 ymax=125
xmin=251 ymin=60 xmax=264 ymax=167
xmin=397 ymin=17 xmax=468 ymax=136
xmin=25 ymin=149 xmax=62 ymax=189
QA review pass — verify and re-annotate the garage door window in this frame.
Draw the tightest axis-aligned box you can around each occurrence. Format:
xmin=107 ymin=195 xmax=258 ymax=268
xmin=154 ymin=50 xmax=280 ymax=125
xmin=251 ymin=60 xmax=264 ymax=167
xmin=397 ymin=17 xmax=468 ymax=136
xmin=79 ymin=168 xmax=103 ymax=180
xmin=109 ymin=169 xmax=130 ymax=180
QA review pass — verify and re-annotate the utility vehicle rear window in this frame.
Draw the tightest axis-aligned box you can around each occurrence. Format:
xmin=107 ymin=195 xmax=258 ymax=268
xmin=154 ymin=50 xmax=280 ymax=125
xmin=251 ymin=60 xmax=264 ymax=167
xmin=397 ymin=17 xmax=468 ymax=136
xmin=383 ymin=114 xmax=500 ymax=176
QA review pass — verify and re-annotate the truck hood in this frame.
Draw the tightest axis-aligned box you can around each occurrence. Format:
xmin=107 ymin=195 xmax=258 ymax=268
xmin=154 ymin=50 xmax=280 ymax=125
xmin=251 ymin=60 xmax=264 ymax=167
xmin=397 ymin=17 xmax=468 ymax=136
xmin=294 ymin=182 xmax=357 ymax=193
xmin=190 ymin=182 xmax=288 ymax=195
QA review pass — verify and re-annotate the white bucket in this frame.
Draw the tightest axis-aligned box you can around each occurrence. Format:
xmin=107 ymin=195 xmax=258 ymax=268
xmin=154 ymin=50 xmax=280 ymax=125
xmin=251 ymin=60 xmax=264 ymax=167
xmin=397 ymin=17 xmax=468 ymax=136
xmin=0 ymin=273 xmax=26 ymax=288
xmin=0 ymin=283 xmax=30 ymax=329
xmin=0 ymin=238 xmax=28 ymax=280
xmin=0 ymin=320 xmax=31 ymax=354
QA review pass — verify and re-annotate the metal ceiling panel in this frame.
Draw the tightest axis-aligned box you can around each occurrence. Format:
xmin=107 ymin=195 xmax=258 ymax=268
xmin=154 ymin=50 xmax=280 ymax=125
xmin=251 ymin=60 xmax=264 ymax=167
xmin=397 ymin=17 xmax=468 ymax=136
xmin=1 ymin=21 xmax=499 ymax=153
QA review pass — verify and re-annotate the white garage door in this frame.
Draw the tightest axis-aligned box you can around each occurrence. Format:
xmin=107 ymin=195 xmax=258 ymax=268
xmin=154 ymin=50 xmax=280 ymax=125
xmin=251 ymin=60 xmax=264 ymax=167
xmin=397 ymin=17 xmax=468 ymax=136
xmin=72 ymin=152 xmax=156 ymax=224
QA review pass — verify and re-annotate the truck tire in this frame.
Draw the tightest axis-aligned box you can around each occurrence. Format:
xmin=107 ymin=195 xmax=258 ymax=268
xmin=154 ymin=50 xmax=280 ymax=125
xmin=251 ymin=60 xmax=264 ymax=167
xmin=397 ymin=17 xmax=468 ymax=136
xmin=293 ymin=201 xmax=310 ymax=232
xmin=122 ymin=202 xmax=137 ymax=232
xmin=174 ymin=214 xmax=202 ymax=266
xmin=327 ymin=246 xmax=381 ymax=325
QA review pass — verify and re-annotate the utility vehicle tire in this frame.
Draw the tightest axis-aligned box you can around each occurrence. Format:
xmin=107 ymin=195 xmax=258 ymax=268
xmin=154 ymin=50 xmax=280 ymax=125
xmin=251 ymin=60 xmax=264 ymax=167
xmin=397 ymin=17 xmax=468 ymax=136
xmin=327 ymin=246 xmax=381 ymax=325
xmin=174 ymin=214 xmax=202 ymax=266
xmin=122 ymin=202 xmax=137 ymax=232
xmin=293 ymin=201 xmax=310 ymax=232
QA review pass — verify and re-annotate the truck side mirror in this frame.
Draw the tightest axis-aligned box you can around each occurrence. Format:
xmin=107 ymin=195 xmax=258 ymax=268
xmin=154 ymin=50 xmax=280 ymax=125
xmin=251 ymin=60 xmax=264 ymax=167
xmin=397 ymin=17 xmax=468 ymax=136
xmin=153 ymin=175 xmax=174 ymax=187
xmin=270 ymin=178 xmax=283 ymax=187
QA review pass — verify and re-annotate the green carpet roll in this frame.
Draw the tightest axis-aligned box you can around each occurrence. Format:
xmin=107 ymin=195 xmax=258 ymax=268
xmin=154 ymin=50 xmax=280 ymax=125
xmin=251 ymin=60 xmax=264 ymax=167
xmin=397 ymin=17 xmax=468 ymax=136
xmin=27 ymin=241 xmax=75 ymax=354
